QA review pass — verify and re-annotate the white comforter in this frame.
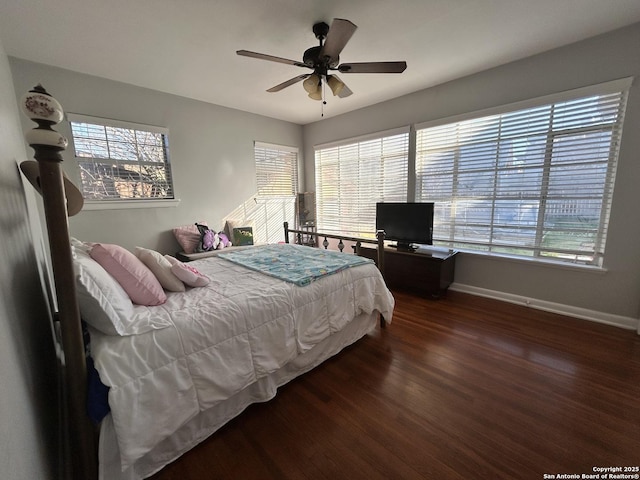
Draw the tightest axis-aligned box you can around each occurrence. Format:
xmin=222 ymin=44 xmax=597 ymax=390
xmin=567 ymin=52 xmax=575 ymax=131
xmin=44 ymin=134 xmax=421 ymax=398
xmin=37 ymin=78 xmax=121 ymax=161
xmin=90 ymin=255 xmax=394 ymax=471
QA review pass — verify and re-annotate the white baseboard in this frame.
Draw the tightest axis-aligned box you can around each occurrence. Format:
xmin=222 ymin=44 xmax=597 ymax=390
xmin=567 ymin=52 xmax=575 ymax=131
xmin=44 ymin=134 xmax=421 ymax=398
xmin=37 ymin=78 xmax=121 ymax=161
xmin=449 ymin=283 xmax=639 ymax=332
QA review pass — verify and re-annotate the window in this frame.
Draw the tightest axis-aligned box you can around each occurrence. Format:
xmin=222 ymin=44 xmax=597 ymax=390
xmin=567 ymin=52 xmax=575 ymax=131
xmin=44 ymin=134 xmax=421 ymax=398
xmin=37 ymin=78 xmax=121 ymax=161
xmin=68 ymin=114 xmax=175 ymax=205
xmin=315 ymin=128 xmax=409 ymax=238
xmin=226 ymin=142 xmax=299 ymax=244
xmin=254 ymin=142 xmax=299 ymax=197
xmin=415 ymin=79 xmax=630 ymax=265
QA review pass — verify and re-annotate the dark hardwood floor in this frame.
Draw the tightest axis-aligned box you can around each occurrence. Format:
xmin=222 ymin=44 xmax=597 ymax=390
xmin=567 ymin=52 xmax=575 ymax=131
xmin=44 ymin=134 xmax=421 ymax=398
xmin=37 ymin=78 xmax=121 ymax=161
xmin=151 ymin=290 xmax=640 ymax=480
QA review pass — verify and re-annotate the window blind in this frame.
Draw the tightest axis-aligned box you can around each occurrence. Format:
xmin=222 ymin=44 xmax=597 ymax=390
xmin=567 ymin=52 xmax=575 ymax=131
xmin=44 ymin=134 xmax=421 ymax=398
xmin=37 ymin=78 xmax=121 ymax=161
xmin=415 ymin=82 xmax=629 ymax=265
xmin=68 ymin=114 xmax=174 ymax=201
xmin=315 ymin=128 xmax=409 ymax=238
xmin=254 ymin=142 xmax=299 ymax=196
xmin=252 ymin=142 xmax=299 ymax=244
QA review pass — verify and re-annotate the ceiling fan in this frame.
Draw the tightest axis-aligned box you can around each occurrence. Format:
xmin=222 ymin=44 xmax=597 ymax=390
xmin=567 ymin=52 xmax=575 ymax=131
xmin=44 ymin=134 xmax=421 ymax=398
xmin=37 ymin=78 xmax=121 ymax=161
xmin=237 ymin=18 xmax=407 ymax=101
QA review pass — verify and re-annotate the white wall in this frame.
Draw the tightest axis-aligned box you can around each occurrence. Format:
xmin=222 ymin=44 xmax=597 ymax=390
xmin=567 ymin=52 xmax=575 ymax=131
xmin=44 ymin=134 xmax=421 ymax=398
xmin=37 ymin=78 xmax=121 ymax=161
xmin=303 ymin=23 xmax=640 ymax=324
xmin=9 ymin=58 xmax=304 ymax=254
xmin=8 ymin=24 xmax=640 ymax=326
xmin=0 ymin=37 xmax=59 ymax=480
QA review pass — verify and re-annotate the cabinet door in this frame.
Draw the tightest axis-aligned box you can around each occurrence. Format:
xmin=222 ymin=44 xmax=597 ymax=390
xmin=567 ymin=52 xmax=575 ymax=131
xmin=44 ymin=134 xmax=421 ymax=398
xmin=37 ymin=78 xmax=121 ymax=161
xmin=383 ymin=252 xmax=441 ymax=294
xmin=359 ymin=247 xmax=455 ymax=298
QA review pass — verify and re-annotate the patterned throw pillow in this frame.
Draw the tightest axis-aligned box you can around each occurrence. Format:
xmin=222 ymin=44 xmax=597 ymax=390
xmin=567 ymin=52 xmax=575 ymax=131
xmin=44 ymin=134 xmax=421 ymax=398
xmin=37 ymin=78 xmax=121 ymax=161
xmin=225 ymin=219 xmax=255 ymax=245
xmin=232 ymin=227 xmax=254 ymax=246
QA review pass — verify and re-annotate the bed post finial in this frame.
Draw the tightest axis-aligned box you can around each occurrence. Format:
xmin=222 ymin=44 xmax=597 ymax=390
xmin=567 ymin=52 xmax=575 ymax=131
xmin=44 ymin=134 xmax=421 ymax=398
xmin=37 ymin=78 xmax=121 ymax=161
xmin=21 ymin=85 xmax=97 ymax=480
xmin=21 ymin=84 xmax=67 ymax=152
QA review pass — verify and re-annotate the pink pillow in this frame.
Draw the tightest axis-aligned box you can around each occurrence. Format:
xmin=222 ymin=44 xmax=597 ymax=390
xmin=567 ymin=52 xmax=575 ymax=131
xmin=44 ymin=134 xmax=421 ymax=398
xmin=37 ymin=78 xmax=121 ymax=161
xmin=164 ymin=255 xmax=210 ymax=287
xmin=90 ymin=243 xmax=167 ymax=305
xmin=173 ymin=222 xmax=207 ymax=254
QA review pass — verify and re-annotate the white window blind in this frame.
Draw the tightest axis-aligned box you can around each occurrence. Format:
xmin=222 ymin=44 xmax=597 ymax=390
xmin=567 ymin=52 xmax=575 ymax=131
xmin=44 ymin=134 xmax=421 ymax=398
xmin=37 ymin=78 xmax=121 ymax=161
xmin=68 ymin=114 xmax=174 ymax=202
xmin=315 ymin=128 xmax=409 ymax=238
xmin=415 ymin=80 xmax=630 ymax=265
xmin=254 ymin=142 xmax=299 ymax=196
xmin=249 ymin=142 xmax=299 ymax=244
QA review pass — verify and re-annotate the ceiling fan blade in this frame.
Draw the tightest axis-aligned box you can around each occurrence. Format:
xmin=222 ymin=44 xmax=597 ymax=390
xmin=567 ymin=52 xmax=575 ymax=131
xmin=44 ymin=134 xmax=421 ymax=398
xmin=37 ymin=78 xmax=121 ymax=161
xmin=320 ymin=18 xmax=357 ymax=64
xmin=237 ymin=50 xmax=308 ymax=68
xmin=338 ymin=61 xmax=407 ymax=74
xmin=266 ymin=74 xmax=310 ymax=92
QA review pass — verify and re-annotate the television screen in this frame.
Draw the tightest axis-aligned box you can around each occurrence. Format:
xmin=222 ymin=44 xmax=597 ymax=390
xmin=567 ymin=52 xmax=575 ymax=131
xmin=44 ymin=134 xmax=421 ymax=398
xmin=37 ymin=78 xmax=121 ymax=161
xmin=376 ymin=202 xmax=434 ymax=250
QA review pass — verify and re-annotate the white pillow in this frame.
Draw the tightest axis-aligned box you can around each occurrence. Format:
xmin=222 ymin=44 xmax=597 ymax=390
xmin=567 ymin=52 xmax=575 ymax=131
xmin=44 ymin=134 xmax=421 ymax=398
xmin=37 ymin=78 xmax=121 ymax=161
xmin=164 ymin=255 xmax=210 ymax=287
xmin=70 ymin=237 xmax=91 ymax=254
xmin=135 ymin=247 xmax=185 ymax=292
xmin=73 ymin=249 xmax=135 ymax=335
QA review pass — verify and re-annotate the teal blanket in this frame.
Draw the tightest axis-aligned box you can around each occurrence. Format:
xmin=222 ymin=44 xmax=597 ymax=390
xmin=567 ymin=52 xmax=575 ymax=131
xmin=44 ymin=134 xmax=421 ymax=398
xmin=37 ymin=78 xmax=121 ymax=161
xmin=218 ymin=244 xmax=373 ymax=286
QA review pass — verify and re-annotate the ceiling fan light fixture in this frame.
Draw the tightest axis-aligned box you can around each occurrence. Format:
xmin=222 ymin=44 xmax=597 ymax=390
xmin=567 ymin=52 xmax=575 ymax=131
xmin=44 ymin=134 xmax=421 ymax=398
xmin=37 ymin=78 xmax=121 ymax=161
xmin=303 ymin=73 xmax=320 ymax=94
xmin=308 ymin=89 xmax=323 ymax=101
xmin=327 ymin=75 xmax=345 ymax=96
xmin=237 ymin=18 xmax=407 ymax=104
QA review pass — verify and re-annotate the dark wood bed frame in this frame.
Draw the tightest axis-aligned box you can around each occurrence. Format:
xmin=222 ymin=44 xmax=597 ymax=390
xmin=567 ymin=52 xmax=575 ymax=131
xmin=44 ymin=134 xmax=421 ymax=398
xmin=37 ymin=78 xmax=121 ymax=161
xmin=21 ymin=86 xmax=387 ymax=480
xmin=20 ymin=86 xmax=97 ymax=479
xmin=284 ymin=222 xmax=388 ymax=330
xmin=283 ymin=221 xmax=386 ymax=275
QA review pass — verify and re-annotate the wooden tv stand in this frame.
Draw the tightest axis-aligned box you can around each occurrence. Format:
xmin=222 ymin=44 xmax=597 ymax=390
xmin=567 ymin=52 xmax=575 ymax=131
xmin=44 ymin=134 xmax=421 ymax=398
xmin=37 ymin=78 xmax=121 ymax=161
xmin=359 ymin=245 xmax=457 ymax=298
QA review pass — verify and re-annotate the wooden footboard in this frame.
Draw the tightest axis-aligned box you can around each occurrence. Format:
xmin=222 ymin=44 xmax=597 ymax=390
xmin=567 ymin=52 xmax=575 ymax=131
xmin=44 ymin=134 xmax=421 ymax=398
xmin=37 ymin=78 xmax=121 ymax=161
xmin=283 ymin=222 xmax=388 ymax=328
xmin=283 ymin=222 xmax=386 ymax=275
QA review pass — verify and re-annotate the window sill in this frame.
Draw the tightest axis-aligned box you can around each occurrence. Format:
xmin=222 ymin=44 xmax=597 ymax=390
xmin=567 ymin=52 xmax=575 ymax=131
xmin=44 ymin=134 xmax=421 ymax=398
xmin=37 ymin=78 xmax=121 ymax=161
xmin=82 ymin=199 xmax=181 ymax=211
xmin=443 ymin=247 xmax=607 ymax=274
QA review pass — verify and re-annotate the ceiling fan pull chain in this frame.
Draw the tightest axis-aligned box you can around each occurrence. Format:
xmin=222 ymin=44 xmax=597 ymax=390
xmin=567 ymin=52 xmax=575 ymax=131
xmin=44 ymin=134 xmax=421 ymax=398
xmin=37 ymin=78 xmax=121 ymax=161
xmin=321 ymin=80 xmax=327 ymax=117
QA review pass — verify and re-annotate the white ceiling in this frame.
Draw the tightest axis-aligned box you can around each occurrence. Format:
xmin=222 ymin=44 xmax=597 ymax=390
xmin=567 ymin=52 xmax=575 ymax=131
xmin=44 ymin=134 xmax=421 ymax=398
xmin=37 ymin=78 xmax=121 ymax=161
xmin=2 ymin=0 xmax=640 ymax=125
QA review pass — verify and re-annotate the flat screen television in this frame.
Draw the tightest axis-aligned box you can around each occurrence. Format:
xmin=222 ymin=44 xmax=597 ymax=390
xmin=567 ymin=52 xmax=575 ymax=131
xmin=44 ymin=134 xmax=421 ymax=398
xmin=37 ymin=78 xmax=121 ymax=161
xmin=376 ymin=202 xmax=434 ymax=251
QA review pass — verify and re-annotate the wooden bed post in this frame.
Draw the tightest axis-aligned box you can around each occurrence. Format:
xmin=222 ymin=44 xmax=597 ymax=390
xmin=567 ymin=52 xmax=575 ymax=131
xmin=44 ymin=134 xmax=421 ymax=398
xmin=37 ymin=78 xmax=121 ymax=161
xmin=376 ymin=229 xmax=385 ymax=277
xmin=283 ymin=221 xmax=290 ymax=243
xmin=376 ymin=230 xmax=387 ymax=328
xmin=20 ymin=85 xmax=97 ymax=480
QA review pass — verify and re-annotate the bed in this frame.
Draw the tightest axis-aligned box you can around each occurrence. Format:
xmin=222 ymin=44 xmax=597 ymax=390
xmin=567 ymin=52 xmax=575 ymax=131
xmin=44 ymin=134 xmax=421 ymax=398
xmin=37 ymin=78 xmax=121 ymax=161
xmin=19 ymin=85 xmax=394 ymax=480
xmin=88 ymin=243 xmax=394 ymax=479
